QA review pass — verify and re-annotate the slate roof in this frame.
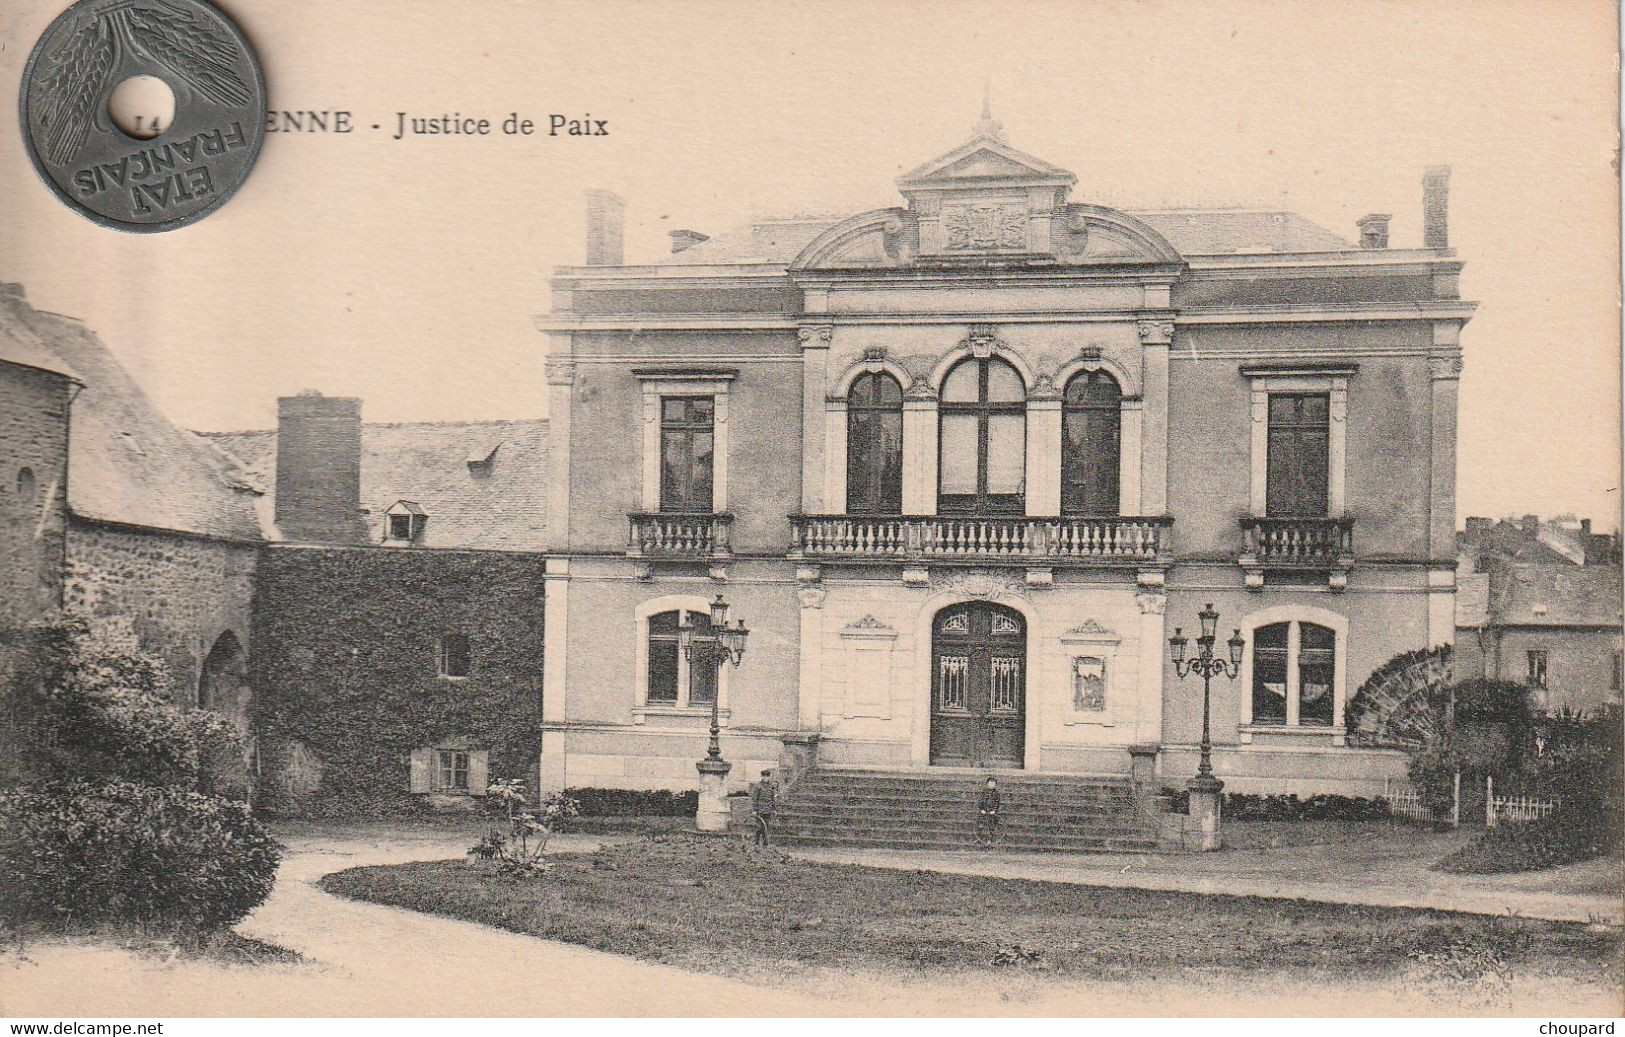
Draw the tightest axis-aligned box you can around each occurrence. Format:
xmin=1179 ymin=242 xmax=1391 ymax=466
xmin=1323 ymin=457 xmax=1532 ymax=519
xmin=657 ymin=208 xmax=1354 ymax=267
xmin=205 ymin=419 xmax=549 ymax=552
xmin=1488 ymin=565 xmax=1623 ymax=628
xmin=0 ymin=285 xmax=265 ymax=541
xmin=1460 ymin=519 xmax=1576 ymax=567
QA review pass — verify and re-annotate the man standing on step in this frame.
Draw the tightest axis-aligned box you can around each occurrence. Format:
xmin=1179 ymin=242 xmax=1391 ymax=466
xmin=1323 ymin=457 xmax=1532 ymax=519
xmin=976 ymin=776 xmax=1000 ymax=846
xmin=751 ymin=769 xmax=778 ymax=847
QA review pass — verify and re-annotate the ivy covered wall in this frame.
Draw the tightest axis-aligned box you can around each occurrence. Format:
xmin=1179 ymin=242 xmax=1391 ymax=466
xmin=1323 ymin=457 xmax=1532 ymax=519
xmin=251 ymin=546 xmax=546 ymax=816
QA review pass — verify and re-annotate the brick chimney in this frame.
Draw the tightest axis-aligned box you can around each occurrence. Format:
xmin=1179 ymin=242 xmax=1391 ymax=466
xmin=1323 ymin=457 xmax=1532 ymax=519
xmin=669 ymin=229 xmax=709 ymax=255
xmin=585 ymin=189 xmax=625 ymax=265
xmin=1423 ymin=166 xmax=1451 ymax=249
xmin=1356 ymin=213 xmax=1391 ymax=249
xmin=275 ymin=391 xmax=364 ymax=543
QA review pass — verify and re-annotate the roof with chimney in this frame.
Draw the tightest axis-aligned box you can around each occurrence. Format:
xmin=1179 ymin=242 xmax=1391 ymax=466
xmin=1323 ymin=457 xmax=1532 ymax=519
xmin=660 ymin=208 xmax=1355 ymax=266
xmin=0 ymin=284 xmax=265 ymax=541
xmin=1487 ymin=564 xmax=1623 ymax=628
xmin=205 ymin=419 xmax=549 ymax=551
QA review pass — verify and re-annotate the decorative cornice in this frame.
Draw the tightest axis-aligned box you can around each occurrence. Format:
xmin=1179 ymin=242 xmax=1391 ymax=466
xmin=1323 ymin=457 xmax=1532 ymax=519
xmin=1061 ymin=618 xmax=1121 ymax=642
xmin=798 ymin=325 xmax=834 ymax=348
xmin=960 ymin=323 xmax=1006 ymax=358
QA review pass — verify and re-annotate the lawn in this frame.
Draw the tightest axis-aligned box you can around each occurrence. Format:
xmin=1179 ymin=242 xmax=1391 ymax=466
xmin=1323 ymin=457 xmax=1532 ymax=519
xmin=319 ymin=833 xmax=1621 ymax=991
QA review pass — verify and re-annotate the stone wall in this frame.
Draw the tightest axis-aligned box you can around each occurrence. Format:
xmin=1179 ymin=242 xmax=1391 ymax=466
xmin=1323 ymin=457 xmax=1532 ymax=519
xmin=62 ymin=521 xmax=258 ymax=700
xmin=251 ymin=545 xmax=546 ymax=815
xmin=0 ymin=363 xmax=72 ymax=628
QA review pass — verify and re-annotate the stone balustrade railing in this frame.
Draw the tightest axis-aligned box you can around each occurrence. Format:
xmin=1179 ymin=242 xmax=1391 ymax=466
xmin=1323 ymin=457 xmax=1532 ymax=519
xmin=790 ymin=514 xmax=1171 ymax=564
xmin=627 ymin=512 xmax=733 ymax=559
xmin=1239 ymin=516 xmax=1354 ymax=566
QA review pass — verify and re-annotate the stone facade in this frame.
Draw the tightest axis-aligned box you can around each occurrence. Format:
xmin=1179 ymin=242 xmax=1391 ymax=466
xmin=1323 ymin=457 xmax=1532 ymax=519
xmin=61 ymin=521 xmax=258 ymax=703
xmin=536 ymin=119 xmax=1470 ymax=798
xmin=0 ymin=360 xmax=73 ymax=628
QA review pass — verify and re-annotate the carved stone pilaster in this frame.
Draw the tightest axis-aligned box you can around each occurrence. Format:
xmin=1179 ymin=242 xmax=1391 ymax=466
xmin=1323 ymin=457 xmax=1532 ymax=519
xmin=1135 ymin=589 xmax=1166 ymax=615
xmin=798 ymin=325 xmax=834 ymax=349
xmin=544 ymin=355 xmax=576 ymax=386
xmin=1430 ymin=354 xmax=1464 ymax=380
xmin=796 ymin=565 xmax=825 ymax=609
xmin=1136 ymin=319 xmax=1174 ymax=346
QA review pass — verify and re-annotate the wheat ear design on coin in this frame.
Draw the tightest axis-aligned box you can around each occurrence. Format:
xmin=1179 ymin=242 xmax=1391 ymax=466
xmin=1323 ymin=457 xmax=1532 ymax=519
xmin=37 ymin=16 xmax=117 ymax=165
xmin=118 ymin=1 xmax=251 ymax=108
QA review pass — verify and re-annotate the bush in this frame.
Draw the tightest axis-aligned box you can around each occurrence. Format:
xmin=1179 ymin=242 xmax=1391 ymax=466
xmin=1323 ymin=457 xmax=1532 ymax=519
xmin=566 ymin=787 xmax=698 ymax=817
xmin=0 ymin=780 xmax=281 ymax=930
xmin=1156 ymin=788 xmax=1391 ymax=821
xmin=1435 ymin=803 xmax=1618 ymax=874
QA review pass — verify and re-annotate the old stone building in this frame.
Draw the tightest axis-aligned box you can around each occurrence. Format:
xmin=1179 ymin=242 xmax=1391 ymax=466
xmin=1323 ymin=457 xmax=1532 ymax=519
xmin=0 ymin=284 xmax=548 ymax=813
xmin=535 ymin=115 xmax=1474 ymax=800
xmin=1456 ymin=515 xmax=1623 ymax=713
xmin=0 ymin=282 xmax=260 ymax=742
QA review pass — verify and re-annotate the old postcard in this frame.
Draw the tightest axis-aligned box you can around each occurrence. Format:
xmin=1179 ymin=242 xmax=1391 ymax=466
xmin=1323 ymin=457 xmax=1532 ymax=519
xmin=1 ymin=0 xmax=1620 ymax=1025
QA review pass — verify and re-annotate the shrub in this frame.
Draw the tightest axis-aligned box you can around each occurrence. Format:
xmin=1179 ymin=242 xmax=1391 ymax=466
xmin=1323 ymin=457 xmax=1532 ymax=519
xmin=468 ymin=783 xmax=580 ymax=877
xmin=566 ymin=787 xmax=698 ymax=817
xmin=1435 ymin=804 xmax=1617 ymax=874
xmin=0 ymin=780 xmax=281 ymax=930
xmin=1156 ymin=788 xmax=1391 ymax=821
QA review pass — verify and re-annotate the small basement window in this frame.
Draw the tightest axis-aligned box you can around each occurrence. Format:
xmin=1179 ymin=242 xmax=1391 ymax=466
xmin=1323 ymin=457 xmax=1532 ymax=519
xmin=438 ymin=634 xmax=471 ymax=678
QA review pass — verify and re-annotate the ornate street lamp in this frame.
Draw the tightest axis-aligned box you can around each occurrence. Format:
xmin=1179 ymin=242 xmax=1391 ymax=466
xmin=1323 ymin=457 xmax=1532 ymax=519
xmin=1168 ymin=602 xmax=1245 ymax=787
xmin=680 ymin=594 xmax=749 ymax=831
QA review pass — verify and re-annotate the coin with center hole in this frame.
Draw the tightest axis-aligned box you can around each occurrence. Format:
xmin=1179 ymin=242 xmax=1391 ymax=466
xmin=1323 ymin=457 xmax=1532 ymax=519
xmin=19 ymin=0 xmax=266 ymax=233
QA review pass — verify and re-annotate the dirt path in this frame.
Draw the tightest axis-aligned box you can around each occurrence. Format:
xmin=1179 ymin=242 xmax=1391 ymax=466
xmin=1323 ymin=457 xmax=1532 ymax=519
xmin=790 ymin=824 xmax=1625 ymax=924
xmin=3 ymin=826 xmax=830 ymax=1017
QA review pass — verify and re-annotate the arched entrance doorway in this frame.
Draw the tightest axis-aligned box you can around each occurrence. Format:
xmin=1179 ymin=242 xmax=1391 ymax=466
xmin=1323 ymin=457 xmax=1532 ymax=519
xmin=198 ymin=631 xmax=254 ymax=800
xmin=929 ymin=601 xmax=1025 ymax=768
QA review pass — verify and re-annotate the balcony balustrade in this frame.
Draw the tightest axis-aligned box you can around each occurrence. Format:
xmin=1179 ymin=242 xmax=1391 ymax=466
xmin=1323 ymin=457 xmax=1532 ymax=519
xmin=627 ymin=512 xmax=733 ymax=559
xmin=790 ymin=514 xmax=1171 ymax=565
xmin=1238 ymin=516 xmax=1355 ymax=589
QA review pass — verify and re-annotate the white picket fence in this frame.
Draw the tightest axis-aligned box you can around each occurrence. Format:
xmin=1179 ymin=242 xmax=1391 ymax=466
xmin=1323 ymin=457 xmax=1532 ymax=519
xmin=1486 ymin=775 xmax=1559 ymax=828
xmin=1383 ymin=773 xmax=1459 ymax=827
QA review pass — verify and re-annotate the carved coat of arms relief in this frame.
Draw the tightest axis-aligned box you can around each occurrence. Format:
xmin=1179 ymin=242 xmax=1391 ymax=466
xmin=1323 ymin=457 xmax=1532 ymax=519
xmin=944 ymin=202 xmax=1027 ymax=251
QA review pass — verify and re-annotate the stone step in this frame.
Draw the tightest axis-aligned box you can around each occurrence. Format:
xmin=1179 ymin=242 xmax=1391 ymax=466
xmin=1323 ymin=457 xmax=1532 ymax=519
xmin=777 ymin=832 xmax=1160 ymax=853
xmin=777 ymin=803 xmax=1135 ymax=822
xmin=775 ymin=823 xmax=1158 ymax=843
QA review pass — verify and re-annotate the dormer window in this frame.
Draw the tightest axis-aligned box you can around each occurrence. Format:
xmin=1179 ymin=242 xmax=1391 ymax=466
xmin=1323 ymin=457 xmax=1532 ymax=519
xmin=466 ymin=442 xmax=500 ymax=477
xmin=384 ymin=500 xmax=427 ymax=544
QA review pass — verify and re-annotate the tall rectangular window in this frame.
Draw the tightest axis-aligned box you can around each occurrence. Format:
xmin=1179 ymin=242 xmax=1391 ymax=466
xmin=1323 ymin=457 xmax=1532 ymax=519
xmin=659 ymin=396 xmax=714 ymax=512
xmin=438 ymin=634 xmax=471 ymax=678
xmin=1266 ymin=393 xmax=1329 ymax=517
xmin=1526 ymin=649 xmax=1548 ymax=689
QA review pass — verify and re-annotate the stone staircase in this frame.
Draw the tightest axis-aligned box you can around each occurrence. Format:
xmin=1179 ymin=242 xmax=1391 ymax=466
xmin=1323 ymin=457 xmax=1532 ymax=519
xmin=772 ymin=768 xmax=1159 ymax=853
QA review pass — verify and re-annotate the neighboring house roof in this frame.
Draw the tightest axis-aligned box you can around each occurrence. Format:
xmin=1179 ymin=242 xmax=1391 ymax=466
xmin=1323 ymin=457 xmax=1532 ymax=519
xmin=0 ymin=285 xmax=264 ymax=541
xmin=657 ymin=208 xmax=1354 ymax=267
xmin=1460 ymin=519 xmax=1577 ymax=567
xmin=1489 ymin=565 xmax=1623 ymax=628
xmin=205 ymin=419 xmax=549 ymax=551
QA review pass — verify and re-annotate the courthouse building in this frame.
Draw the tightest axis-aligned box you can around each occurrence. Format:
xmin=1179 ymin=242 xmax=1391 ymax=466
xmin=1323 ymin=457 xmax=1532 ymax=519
xmin=534 ymin=112 xmax=1475 ymax=797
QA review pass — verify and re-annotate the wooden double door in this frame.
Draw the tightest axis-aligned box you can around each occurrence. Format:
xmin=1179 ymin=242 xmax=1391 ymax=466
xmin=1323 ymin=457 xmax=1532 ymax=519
xmin=929 ymin=601 xmax=1026 ymax=768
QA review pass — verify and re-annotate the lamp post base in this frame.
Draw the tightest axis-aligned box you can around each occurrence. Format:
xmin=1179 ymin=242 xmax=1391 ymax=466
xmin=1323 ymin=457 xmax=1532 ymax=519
xmin=695 ymin=756 xmax=733 ymax=833
xmin=1185 ymin=773 xmax=1224 ymax=851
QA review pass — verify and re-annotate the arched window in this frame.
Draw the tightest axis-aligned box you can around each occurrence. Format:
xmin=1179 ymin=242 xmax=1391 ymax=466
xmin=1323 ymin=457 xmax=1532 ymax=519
xmin=846 ymin=372 xmax=903 ymax=514
xmin=938 ymin=356 xmax=1025 ymax=514
xmin=1251 ymin=620 xmax=1336 ymax=726
xmin=1062 ymin=370 xmax=1121 ymax=515
xmin=645 ymin=608 xmax=716 ymax=706
xmin=16 ymin=467 xmax=36 ymax=503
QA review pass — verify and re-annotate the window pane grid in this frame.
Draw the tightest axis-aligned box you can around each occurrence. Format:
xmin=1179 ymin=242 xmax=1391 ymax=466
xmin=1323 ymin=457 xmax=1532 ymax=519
xmin=939 ymin=357 xmax=1026 ymax=514
xmin=660 ymin=396 xmax=715 ymax=513
xmin=1250 ymin=620 xmax=1337 ymax=727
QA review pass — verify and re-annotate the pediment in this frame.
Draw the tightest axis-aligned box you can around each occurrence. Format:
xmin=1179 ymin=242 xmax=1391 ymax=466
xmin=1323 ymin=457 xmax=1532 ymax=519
xmin=897 ymin=137 xmax=1076 ymax=191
